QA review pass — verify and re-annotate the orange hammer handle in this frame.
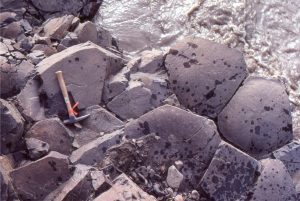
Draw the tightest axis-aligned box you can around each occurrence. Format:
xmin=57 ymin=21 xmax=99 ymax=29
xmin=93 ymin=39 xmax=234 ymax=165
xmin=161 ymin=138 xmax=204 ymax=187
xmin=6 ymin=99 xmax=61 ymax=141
xmin=55 ymin=71 xmax=75 ymax=117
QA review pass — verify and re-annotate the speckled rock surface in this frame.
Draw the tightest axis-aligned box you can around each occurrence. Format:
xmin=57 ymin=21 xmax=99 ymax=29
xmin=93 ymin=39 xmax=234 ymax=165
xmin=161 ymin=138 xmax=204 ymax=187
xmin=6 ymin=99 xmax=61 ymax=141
xmin=165 ymin=37 xmax=248 ymax=118
xmin=248 ymin=159 xmax=298 ymax=201
xmin=124 ymin=105 xmax=221 ymax=188
xmin=25 ymin=118 xmax=74 ymax=155
xmin=0 ymin=99 xmax=24 ymax=154
xmin=93 ymin=173 xmax=157 ymax=201
xmin=218 ymin=77 xmax=293 ymax=157
xmin=10 ymin=152 xmax=71 ymax=201
xmin=273 ymin=140 xmax=300 ymax=194
xmin=37 ymin=42 xmax=123 ymax=115
xmin=199 ymin=141 xmax=260 ymax=201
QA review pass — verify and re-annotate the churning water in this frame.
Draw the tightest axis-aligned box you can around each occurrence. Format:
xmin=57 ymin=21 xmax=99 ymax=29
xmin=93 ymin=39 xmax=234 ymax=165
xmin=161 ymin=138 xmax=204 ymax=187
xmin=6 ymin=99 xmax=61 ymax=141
xmin=95 ymin=0 xmax=300 ymax=137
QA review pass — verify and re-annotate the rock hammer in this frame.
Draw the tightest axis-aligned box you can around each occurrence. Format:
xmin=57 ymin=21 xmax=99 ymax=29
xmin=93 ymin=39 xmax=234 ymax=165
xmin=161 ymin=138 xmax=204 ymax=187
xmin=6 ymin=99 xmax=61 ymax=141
xmin=55 ymin=71 xmax=90 ymax=128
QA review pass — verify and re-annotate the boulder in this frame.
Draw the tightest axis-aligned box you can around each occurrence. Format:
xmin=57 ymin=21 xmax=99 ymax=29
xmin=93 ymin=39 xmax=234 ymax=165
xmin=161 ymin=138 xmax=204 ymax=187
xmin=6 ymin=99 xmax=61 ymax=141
xmin=40 ymin=15 xmax=74 ymax=40
xmin=16 ymin=78 xmax=46 ymax=121
xmin=36 ymin=42 xmax=123 ymax=115
xmin=10 ymin=152 xmax=71 ymax=201
xmin=0 ymin=99 xmax=24 ymax=154
xmin=0 ymin=21 xmax=23 ymax=39
xmin=93 ymin=173 xmax=157 ymax=201
xmin=199 ymin=141 xmax=260 ymax=201
xmin=107 ymin=81 xmax=153 ymax=120
xmin=123 ymin=105 xmax=221 ymax=188
xmin=137 ymin=49 xmax=165 ymax=73
xmin=248 ymin=159 xmax=297 ymax=201
xmin=72 ymin=105 xmax=124 ymax=146
xmin=165 ymin=37 xmax=248 ymax=118
xmin=69 ymin=129 xmax=124 ymax=165
xmin=273 ymin=140 xmax=300 ymax=193
xmin=74 ymin=21 xmax=98 ymax=44
xmin=218 ymin=77 xmax=293 ymax=156
xmin=25 ymin=118 xmax=73 ymax=155
xmin=25 ymin=137 xmax=50 ymax=160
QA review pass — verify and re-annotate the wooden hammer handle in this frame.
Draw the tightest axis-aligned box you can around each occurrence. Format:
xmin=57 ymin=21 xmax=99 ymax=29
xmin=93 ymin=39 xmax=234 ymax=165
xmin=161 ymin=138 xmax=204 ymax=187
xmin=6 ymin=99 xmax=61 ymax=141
xmin=55 ymin=71 xmax=74 ymax=116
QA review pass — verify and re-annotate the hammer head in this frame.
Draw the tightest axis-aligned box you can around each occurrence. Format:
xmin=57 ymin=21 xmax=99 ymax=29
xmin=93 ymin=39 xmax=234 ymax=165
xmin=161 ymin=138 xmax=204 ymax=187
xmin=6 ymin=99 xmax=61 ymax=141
xmin=63 ymin=114 xmax=90 ymax=125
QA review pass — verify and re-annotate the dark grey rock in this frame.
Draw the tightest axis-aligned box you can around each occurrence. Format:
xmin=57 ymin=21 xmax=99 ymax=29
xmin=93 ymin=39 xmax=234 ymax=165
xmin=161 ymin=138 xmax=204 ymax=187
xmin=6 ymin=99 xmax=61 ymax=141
xmin=69 ymin=129 xmax=124 ymax=165
xmin=165 ymin=37 xmax=248 ymax=118
xmin=25 ymin=118 xmax=74 ymax=155
xmin=93 ymin=173 xmax=157 ymax=201
xmin=107 ymin=81 xmax=153 ymax=120
xmin=273 ymin=140 xmax=300 ymax=194
xmin=199 ymin=141 xmax=260 ymax=201
xmin=0 ymin=21 xmax=23 ymax=39
xmin=37 ymin=42 xmax=123 ymax=114
xmin=25 ymin=138 xmax=49 ymax=160
xmin=10 ymin=151 xmax=71 ymax=201
xmin=0 ymin=99 xmax=24 ymax=154
xmin=123 ymin=105 xmax=221 ymax=188
xmin=58 ymin=32 xmax=80 ymax=51
xmin=218 ymin=77 xmax=293 ymax=157
xmin=248 ymin=159 xmax=297 ymax=201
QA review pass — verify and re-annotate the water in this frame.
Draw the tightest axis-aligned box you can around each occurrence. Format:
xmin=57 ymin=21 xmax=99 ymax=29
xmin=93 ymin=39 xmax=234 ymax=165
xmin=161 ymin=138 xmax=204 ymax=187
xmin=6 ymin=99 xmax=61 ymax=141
xmin=95 ymin=0 xmax=300 ymax=137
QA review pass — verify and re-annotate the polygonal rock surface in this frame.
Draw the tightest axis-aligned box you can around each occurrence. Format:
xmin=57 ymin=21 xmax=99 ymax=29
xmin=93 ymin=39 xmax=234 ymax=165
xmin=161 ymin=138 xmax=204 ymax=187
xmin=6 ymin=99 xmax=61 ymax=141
xmin=248 ymin=159 xmax=297 ymax=201
xmin=107 ymin=81 xmax=153 ymax=120
xmin=218 ymin=77 xmax=293 ymax=156
xmin=25 ymin=138 xmax=49 ymax=160
xmin=199 ymin=142 xmax=260 ymax=201
xmin=10 ymin=152 xmax=70 ymax=201
xmin=40 ymin=15 xmax=74 ymax=40
xmin=273 ymin=140 xmax=300 ymax=193
xmin=0 ymin=99 xmax=24 ymax=154
xmin=124 ymin=105 xmax=221 ymax=187
xmin=70 ymin=129 xmax=124 ymax=165
xmin=165 ymin=37 xmax=248 ymax=118
xmin=37 ymin=42 xmax=123 ymax=114
xmin=25 ymin=118 xmax=73 ymax=155
xmin=93 ymin=173 xmax=157 ymax=201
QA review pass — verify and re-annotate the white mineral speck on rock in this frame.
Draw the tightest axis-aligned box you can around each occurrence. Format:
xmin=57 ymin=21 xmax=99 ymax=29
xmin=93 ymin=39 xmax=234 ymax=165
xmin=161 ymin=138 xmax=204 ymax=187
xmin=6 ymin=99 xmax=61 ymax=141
xmin=166 ymin=165 xmax=183 ymax=189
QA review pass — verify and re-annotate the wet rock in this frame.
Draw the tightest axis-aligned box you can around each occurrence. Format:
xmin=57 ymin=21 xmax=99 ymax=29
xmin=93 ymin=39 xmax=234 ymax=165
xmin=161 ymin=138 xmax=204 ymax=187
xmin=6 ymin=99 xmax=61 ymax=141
xmin=0 ymin=155 xmax=18 ymax=200
xmin=10 ymin=151 xmax=71 ymax=201
xmin=107 ymin=81 xmax=153 ymax=120
xmin=1 ymin=53 xmax=34 ymax=98
xmin=74 ymin=21 xmax=98 ymax=43
xmin=69 ymin=129 xmax=124 ymax=165
xmin=199 ymin=141 xmax=260 ymax=201
xmin=44 ymin=165 xmax=110 ymax=201
xmin=40 ymin=15 xmax=74 ymax=40
xmin=25 ymin=137 xmax=49 ymax=160
xmin=248 ymin=159 xmax=297 ymax=201
xmin=218 ymin=77 xmax=293 ymax=156
xmin=123 ymin=105 xmax=221 ymax=188
xmin=73 ymin=105 xmax=124 ymax=146
xmin=16 ymin=78 xmax=46 ymax=121
xmin=137 ymin=49 xmax=165 ymax=73
xmin=273 ymin=140 xmax=300 ymax=193
xmin=166 ymin=165 xmax=183 ymax=189
xmin=165 ymin=37 xmax=248 ymax=118
xmin=37 ymin=42 xmax=123 ymax=114
xmin=0 ymin=99 xmax=24 ymax=154
xmin=93 ymin=173 xmax=157 ymax=201
xmin=25 ymin=118 xmax=73 ymax=155
xmin=27 ymin=50 xmax=45 ymax=64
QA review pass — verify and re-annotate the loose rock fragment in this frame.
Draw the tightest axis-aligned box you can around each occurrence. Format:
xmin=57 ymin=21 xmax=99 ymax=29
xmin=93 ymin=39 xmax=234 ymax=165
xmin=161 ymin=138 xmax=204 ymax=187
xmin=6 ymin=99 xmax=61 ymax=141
xmin=10 ymin=151 xmax=70 ymax=201
xmin=0 ymin=155 xmax=18 ymax=200
xmin=166 ymin=165 xmax=183 ymax=189
xmin=199 ymin=141 xmax=260 ymax=201
xmin=165 ymin=37 xmax=248 ymax=118
xmin=93 ymin=173 xmax=157 ymax=201
xmin=0 ymin=99 xmax=24 ymax=154
xmin=218 ymin=77 xmax=293 ymax=156
xmin=248 ymin=159 xmax=297 ymax=201
xmin=25 ymin=118 xmax=73 ymax=155
xmin=25 ymin=137 xmax=49 ymax=160
xmin=37 ymin=42 xmax=123 ymax=114
xmin=74 ymin=21 xmax=98 ymax=43
xmin=137 ymin=49 xmax=165 ymax=73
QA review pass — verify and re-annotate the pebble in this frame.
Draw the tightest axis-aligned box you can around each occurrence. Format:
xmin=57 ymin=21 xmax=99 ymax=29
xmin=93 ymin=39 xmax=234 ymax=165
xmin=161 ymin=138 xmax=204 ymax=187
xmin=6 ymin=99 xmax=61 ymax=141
xmin=190 ymin=190 xmax=200 ymax=200
xmin=174 ymin=194 xmax=184 ymax=201
xmin=174 ymin=160 xmax=184 ymax=170
xmin=166 ymin=165 xmax=184 ymax=189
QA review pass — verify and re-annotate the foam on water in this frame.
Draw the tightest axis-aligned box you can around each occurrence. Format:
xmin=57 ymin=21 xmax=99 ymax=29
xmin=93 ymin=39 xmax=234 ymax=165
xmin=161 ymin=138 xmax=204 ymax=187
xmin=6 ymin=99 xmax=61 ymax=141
xmin=95 ymin=0 xmax=300 ymax=137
